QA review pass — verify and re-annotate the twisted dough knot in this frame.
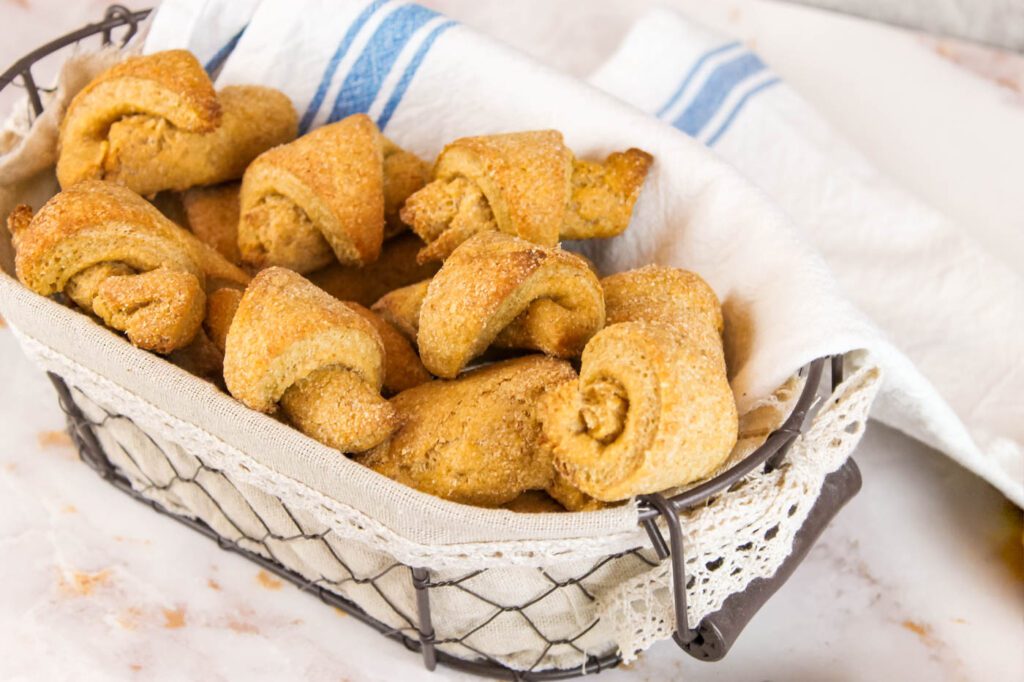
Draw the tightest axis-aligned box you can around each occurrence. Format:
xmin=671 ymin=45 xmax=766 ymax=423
xmin=540 ymin=266 xmax=738 ymax=501
xmin=373 ymin=231 xmax=605 ymax=378
xmin=223 ymin=267 xmax=397 ymax=453
xmin=237 ymin=114 xmax=428 ymax=274
xmin=57 ymin=50 xmax=297 ymax=196
xmin=400 ymin=130 xmax=653 ymax=263
xmin=10 ymin=181 xmax=248 ymax=353
xmin=360 ymin=356 xmax=599 ymax=508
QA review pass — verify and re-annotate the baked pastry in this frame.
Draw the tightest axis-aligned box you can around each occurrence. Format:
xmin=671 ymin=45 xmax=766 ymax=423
xmin=382 ymin=138 xmax=431 ymax=238
xmin=181 ymin=182 xmax=241 ymax=264
xmin=416 ymin=232 xmax=605 ymax=377
xmin=10 ymin=181 xmax=248 ymax=353
xmin=223 ymin=267 xmax=396 ymax=452
xmin=370 ymin=279 xmax=430 ymax=343
xmin=400 ymin=130 xmax=653 ymax=262
xmin=540 ymin=266 xmax=738 ymax=501
xmin=237 ymin=114 xmax=427 ymax=273
xmin=341 ymin=301 xmax=432 ymax=395
xmin=57 ymin=50 xmax=297 ymax=196
xmin=358 ymin=356 xmax=577 ymax=507
xmin=308 ymin=233 xmax=439 ymax=307
xmin=204 ymin=286 xmax=243 ymax=353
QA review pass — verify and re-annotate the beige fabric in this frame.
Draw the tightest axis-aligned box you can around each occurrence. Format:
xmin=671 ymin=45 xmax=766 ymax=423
xmin=17 ymin=330 xmax=879 ymax=670
xmin=0 ymin=49 xmax=882 ymax=670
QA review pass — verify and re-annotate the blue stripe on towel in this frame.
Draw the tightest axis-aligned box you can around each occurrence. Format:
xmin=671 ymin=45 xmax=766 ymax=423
xmin=376 ymin=19 xmax=456 ymax=130
xmin=656 ymin=41 xmax=740 ymax=118
xmin=705 ymin=76 xmax=780 ymax=146
xmin=204 ymin=27 xmax=246 ymax=76
xmin=672 ymin=52 xmax=764 ymax=137
xmin=298 ymin=0 xmax=390 ymax=134
xmin=327 ymin=4 xmax=439 ymax=124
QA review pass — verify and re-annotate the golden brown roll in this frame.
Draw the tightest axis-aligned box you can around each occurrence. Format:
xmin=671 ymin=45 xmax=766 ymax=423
xmin=416 ymin=232 xmax=605 ymax=378
xmin=307 ymin=233 xmax=439 ymax=307
xmin=57 ymin=50 xmax=297 ymax=196
xmin=167 ymin=329 xmax=225 ymax=381
xmin=223 ymin=267 xmax=396 ymax=452
xmin=370 ymin=279 xmax=430 ymax=344
xmin=382 ymin=138 xmax=430 ymax=238
xmin=237 ymin=114 xmax=427 ymax=273
xmin=10 ymin=181 xmax=248 ymax=353
xmin=546 ymin=472 xmax=609 ymax=512
xmin=400 ymin=130 xmax=653 ymax=262
xmin=540 ymin=266 xmax=738 ymax=501
xmin=204 ymin=286 xmax=243 ymax=353
xmin=341 ymin=301 xmax=432 ymax=395
xmin=181 ymin=182 xmax=241 ymax=264
xmin=602 ymin=265 xmax=724 ymax=355
xmin=358 ymin=356 xmax=577 ymax=507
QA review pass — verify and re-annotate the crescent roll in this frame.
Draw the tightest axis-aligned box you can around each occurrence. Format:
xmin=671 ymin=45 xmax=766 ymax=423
xmin=307 ymin=233 xmax=439 ymax=307
xmin=370 ymin=279 xmax=430 ymax=344
xmin=540 ymin=266 xmax=738 ymax=501
xmin=400 ymin=130 xmax=653 ymax=262
xmin=416 ymin=232 xmax=605 ymax=378
xmin=181 ymin=182 xmax=242 ymax=264
xmin=341 ymin=302 xmax=432 ymax=395
xmin=10 ymin=181 xmax=248 ymax=353
xmin=57 ymin=50 xmax=297 ymax=196
xmin=237 ymin=114 xmax=428 ymax=273
xmin=358 ymin=356 xmax=578 ymax=507
xmin=223 ymin=267 xmax=396 ymax=452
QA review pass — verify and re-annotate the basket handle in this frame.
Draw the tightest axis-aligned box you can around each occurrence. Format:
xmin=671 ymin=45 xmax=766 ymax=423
xmin=640 ymin=458 xmax=861 ymax=661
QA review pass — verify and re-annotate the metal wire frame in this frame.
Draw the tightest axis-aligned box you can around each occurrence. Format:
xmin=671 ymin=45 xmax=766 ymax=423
xmin=4 ymin=6 xmax=862 ymax=677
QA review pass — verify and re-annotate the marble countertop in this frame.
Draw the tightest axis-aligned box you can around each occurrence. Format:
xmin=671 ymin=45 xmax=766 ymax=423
xmin=1 ymin=1 xmax=1022 ymax=680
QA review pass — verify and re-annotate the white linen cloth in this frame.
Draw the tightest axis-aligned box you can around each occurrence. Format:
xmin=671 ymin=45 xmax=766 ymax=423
xmin=138 ymin=0 xmax=1022 ymax=506
xmin=588 ymin=8 xmax=1024 ymax=506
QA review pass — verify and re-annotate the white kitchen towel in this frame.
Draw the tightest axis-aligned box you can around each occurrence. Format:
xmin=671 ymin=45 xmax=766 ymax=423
xmin=143 ymin=0 xmax=260 ymax=74
xmin=589 ymin=7 xmax=1024 ymax=505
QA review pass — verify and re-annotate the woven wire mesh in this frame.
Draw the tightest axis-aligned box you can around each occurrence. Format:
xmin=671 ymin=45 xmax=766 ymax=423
xmin=52 ymin=375 xmax=644 ymax=678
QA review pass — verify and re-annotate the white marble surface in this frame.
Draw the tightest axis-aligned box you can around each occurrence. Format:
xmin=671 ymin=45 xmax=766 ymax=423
xmin=1 ymin=1 xmax=1023 ymax=680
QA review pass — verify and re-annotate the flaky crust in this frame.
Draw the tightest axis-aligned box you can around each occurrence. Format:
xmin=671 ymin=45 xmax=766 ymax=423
xmin=238 ymin=115 xmax=426 ymax=273
xmin=561 ymin=148 xmax=653 ymax=240
xmin=400 ymin=130 xmax=653 ymax=262
xmin=308 ymin=233 xmax=439 ymax=307
xmin=540 ymin=266 xmax=737 ymax=501
xmin=181 ymin=182 xmax=241 ymax=264
xmin=602 ymin=264 xmax=724 ymax=334
xmin=58 ymin=51 xmax=297 ymax=195
xmin=223 ymin=267 xmax=395 ymax=452
xmin=417 ymin=232 xmax=605 ymax=378
xmin=370 ymin=279 xmax=430 ymax=343
xmin=11 ymin=181 xmax=248 ymax=353
xmin=342 ymin=302 xmax=432 ymax=395
xmin=382 ymin=138 xmax=430 ymax=237
xmin=358 ymin=356 xmax=577 ymax=507
xmin=204 ymin=286 xmax=243 ymax=353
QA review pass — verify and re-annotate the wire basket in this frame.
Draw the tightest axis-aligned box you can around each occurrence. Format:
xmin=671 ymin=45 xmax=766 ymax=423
xmin=0 ymin=6 xmax=864 ymax=679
